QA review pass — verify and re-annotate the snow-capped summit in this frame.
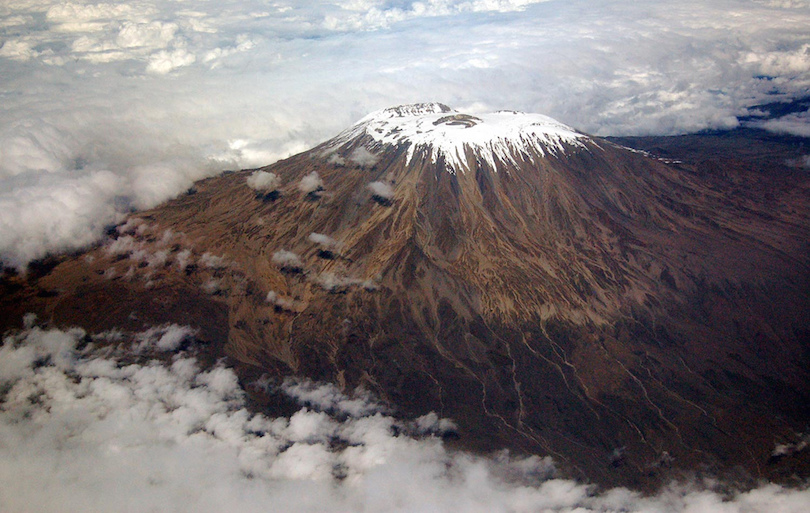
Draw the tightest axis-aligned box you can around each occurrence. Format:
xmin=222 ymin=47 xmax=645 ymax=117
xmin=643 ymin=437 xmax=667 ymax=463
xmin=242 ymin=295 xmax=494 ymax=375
xmin=333 ymin=102 xmax=589 ymax=173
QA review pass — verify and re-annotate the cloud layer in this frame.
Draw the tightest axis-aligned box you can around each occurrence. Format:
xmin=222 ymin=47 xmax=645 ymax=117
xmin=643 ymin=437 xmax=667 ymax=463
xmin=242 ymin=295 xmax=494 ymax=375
xmin=2 ymin=323 xmax=809 ymax=513
xmin=1 ymin=0 xmax=809 ymax=265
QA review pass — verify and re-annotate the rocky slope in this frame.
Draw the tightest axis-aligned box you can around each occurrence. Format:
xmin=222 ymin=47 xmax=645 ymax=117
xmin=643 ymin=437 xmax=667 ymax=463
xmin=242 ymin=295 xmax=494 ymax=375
xmin=2 ymin=103 xmax=809 ymax=489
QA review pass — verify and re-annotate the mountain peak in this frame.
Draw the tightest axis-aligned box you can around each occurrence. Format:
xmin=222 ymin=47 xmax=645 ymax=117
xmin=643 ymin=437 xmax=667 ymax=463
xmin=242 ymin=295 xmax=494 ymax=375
xmin=331 ymin=103 xmax=590 ymax=173
xmin=377 ymin=102 xmax=454 ymax=117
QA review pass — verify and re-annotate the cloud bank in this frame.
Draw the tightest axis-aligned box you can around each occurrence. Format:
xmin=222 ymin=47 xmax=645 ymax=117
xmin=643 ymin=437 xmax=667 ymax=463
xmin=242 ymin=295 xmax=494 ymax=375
xmin=0 ymin=0 xmax=809 ymax=266
xmin=750 ymin=109 xmax=810 ymax=137
xmin=1 ymin=323 xmax=809 ymax=513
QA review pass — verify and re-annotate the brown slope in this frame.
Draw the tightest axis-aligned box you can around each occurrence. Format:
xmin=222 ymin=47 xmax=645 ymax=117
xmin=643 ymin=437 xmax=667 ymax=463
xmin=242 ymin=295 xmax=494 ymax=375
xmin=1 ymin=122 xmax=809 ymax=490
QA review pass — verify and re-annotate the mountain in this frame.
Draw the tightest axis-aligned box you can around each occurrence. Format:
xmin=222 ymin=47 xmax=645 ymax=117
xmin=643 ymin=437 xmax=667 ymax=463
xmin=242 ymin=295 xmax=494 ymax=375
xmin=2 ymin=103 xmax=809 ymax=489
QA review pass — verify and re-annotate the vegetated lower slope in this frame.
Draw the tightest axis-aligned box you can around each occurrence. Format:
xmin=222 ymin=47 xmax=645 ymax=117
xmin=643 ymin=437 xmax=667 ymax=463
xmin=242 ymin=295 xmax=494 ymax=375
xmin=2 ymin=104 xmax=808 ymax=489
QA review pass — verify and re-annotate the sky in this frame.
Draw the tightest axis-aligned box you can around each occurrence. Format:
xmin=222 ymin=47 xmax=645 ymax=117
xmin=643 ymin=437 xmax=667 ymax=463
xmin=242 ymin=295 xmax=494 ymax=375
xmin=0 ymin=0 xmax=809 ymax=267
xmin=2 ymin=322 xmax=810 ymax=512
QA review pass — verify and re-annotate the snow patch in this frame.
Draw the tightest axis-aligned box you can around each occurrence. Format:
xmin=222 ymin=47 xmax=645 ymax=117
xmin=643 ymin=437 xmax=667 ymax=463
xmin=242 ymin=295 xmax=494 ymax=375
xmin=333 ymin=103 xmax=588 ymax=173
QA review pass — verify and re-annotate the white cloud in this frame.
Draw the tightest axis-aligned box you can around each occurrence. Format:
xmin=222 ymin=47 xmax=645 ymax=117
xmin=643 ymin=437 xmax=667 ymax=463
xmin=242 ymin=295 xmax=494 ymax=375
xmin=323 ymin=0 xmax=552 ymax=31
xmin=0 ymin=39 xmax=36 ymax=61
xmin=176 ymin=248 xmax=192 ymax=270
xmin=103 ymin=228 xmax=181 ymax=274
xmin=772 ymin=433 xmax=810 ymax=458
xmin=755 ymin=0 xmax=810 ymax=6
xmin=745 ymin=43 xmax=810 ymax=77
xmin=246 ymin=170 xmax=280 ymax=192
xmin=272 ymin=249 xmax=304 ymax=271
xmin=308 ymin=232 xmax=337 ymax=249
xmin=265 ymin=290 xmax=301 ymax=312
xmin=200 ymin=252 xmax=227 ymax=269
xmin=106 ymin=234 xmax=139 ymax=256
xmin=281 ymin=378 xmax=381 ymax=417
xmin=349 ymin=146 xmax=379 ymax=166
xmin=750 ymin=109 xmax=810 ymax=137
xmin=203 ymin=35 xmax=256 ymax=67
xmin=146 ymin=48 xmax=196 ymax=74
xmin=135 ymin=323 xmax=196 ymax=352
xmin=0 ymin=15 xmax=33 ymax=29
xmin=0 ymin=169 xmax=125 ymax=267
xmin=298 ymin=171 xmax=324 ymax=194
xmin=201 ymin=277 xmax=222 ymax=294
xmin=327 ymin=153 xmax=346 ymax=165
xmin=367 ymin=180 xmax=394 ymax=200
xmin=116 ymin=21 xmax=178 ymax=49
xmin=1 ymin=324 xmax=809 ymax=513
xmin=45 ymin=3 xmax=139 ymax=24
xmin=414 ymin=411 xmax=459 ymax=436
xmin=116 ymin=216 xmax=146 ymax=234
xmin=313 ymin=271 xmax=375 ymax=292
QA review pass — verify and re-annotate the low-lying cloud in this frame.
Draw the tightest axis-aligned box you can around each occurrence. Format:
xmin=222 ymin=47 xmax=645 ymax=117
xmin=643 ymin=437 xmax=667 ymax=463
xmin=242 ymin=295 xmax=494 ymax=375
xmin=314 ymin=271 xmax=377 ymax=292
xmin=298 ymin=171 xmax=324 ymax=195
xmin=368 ymin=180 xmax=395 ymax=200
xmin=272 ymin=249 xmax=304 ymax=271
xmin=1 ymin=323 xmax=809 ymax=513
xmin=308 ymin=232 xmax=338 ymax=249
xmin=1 ymin=0 xmax=809 ymax=267
xmin=246 ymin=170 xmax=281 ymax=192
xmin=266 ymin=290 xmax=302 ymax=312
xmin=349 ymin=146 xmax=379 ymax=167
